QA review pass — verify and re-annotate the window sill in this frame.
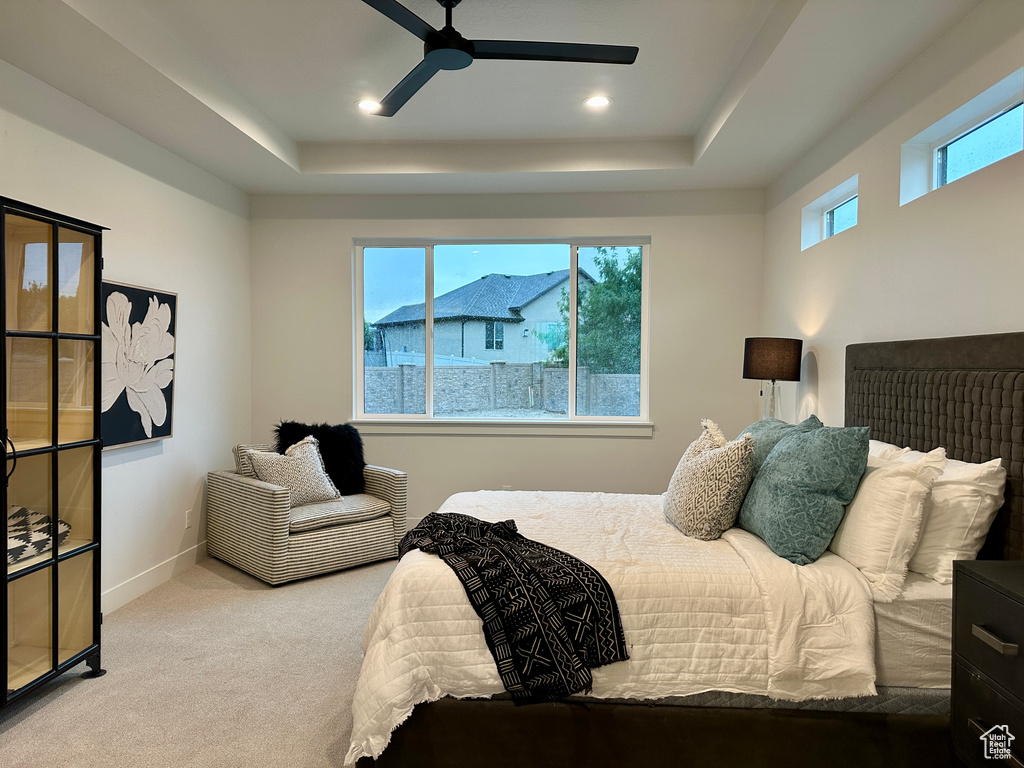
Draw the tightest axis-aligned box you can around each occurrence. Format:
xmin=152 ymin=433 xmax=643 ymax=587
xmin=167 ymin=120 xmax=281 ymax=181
xmin=352 ymin=419 xmax=654 ymax=438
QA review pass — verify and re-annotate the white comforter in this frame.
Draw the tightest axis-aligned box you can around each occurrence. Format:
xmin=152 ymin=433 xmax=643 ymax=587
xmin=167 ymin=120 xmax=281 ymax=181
xmin=346 ymin=490 xmax=876 ymax=765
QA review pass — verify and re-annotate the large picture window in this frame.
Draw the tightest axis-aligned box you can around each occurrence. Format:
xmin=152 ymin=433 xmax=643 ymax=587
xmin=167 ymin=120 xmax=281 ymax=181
xmin=356 ymin=240 xmax=649 ymax=422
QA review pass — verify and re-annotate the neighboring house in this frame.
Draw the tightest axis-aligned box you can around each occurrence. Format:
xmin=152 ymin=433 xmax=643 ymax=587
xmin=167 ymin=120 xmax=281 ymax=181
xmin=374 ymin=269 xmax=593 ymax=365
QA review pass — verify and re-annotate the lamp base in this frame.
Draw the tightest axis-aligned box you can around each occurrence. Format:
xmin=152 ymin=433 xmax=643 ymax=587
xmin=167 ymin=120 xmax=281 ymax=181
xmin=762 ymin=379 xmax=777 ymax=420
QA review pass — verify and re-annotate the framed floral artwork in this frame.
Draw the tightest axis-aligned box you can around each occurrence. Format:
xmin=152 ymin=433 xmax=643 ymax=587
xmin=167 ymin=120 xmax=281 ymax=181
xmin=100 ymin=281 xmax=177 ymax=449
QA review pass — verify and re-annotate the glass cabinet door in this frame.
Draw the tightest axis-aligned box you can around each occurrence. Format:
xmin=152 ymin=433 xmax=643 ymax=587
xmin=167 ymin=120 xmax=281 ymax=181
xmin=58 ymin=339 xmax=95 ymax=444
xmin=7 ymin=337 xmax=53 ymax=452
xmin=57 ymin=227 xmax=95 ymax=336
xmin=6 ymin=453 xmax=54 ymax=576
xmin=7 ymin=568 xmax=53 ymax=692
xmin=57 ymin=551 xmax=94 ymax=665
xmin=57 ymin=447 xmax=95 ymax=551
xmin=5 ymin=214 xmax=51 ymax=333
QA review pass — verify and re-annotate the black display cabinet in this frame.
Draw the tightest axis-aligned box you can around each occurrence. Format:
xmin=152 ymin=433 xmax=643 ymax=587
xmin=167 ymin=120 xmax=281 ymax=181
xmin=2 ymin=196 xmax=105 ymax=706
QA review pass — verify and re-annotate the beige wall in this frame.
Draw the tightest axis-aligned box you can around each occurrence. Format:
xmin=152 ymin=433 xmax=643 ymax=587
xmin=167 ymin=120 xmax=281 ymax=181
xmin=249 ymin=192 xmax=765 ymax=523
xmin=0 ymin=62 xmax=252 ymax=611
xmin=762 ymin=4 xmax=1024 ymax=427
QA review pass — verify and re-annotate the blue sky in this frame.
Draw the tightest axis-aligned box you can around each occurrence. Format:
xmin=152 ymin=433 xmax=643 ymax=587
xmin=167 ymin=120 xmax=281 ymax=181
xmin=23 ymin=242 xmax=83 ymax=297
xmin=366 ymin=243 xmax=622 ymax=321
xmin=364 ymin=243 xmax=617 ymax=324
xmin=944 ymin=102 xmax=1022 ymax=183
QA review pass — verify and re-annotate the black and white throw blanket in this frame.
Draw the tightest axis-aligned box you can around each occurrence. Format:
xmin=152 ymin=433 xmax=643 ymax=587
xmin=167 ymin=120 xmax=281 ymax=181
xmin=399 ymin=511 xmax=629 ymax=704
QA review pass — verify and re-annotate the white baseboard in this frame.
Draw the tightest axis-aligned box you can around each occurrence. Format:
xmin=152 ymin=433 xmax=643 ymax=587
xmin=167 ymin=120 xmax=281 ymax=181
xmin=102 ymin=540 xmax=208 ymax=614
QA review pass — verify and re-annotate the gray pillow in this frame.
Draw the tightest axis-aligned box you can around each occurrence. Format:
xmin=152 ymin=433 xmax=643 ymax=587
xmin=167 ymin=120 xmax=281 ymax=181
xmin=665 ymin=420 xmax=755 ymax=541
xmin=736 ymin=415 xmax=823 ymax=474
xmin=737 ymin=425 xmax=869 ymax=565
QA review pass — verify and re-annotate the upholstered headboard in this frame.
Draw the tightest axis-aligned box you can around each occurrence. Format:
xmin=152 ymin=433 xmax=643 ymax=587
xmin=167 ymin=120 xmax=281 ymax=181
xmin=845 ymin=332 xmax=1024 ymax=561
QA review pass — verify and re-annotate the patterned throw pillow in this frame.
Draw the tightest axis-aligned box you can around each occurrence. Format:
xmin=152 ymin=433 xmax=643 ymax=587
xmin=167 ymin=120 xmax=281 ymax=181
xmin=245 ymin=436 xmax=340 ymax=507
xmin=664 ymin=419 xmax=755 ymax=541
xmin=7 ymin=506 xmax=72 ymax=565
xmin=738 ymin=425 xmax=869 ymax=565
xmin=735 ymin=415 xmax=823 ymax=474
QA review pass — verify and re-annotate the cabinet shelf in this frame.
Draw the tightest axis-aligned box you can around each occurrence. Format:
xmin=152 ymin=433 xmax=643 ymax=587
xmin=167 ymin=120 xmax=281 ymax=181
xmin=8 ymin=643 xmax=53 ymax=692
xmin=7 ymin=643 xmax=99 ymax=695
xmin=7 ymin=538 xmax=94 ymax=579
xmin=9 ymin=437 xmax=52 ymax=452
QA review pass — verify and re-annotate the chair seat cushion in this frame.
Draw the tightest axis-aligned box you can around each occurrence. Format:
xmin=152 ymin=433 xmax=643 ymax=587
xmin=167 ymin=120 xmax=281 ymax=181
xmin=289 ymin=494 xmax=391 ymax=534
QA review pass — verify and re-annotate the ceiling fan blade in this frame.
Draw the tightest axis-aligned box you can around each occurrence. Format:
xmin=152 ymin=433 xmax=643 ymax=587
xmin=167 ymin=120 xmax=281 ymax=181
xmin=361 ymin=0 xmax=437 ymax=42
xmin=471 ymin=40 xmax=638 ymax=65
xmin=375 ymin=58 xmax=443 ymax=116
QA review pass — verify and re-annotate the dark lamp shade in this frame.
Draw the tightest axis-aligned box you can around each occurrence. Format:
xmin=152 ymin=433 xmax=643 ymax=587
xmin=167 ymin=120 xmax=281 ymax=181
xmin=743 ymin=337 xmax=803 ymax=382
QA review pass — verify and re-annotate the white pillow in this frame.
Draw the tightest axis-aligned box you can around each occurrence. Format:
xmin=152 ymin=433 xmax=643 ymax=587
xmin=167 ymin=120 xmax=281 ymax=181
xmin=829 ymin=447 xmax=946 ymax=602
xmin=664 ymin=419 xmax=754 ymax=541
xmin=245 ymin=436 xmax=340 ymax=507
xmin=902 ymin=453 xmax=1007 ymax=584
xmin=868 ymin=439 xmax=910 ymax=460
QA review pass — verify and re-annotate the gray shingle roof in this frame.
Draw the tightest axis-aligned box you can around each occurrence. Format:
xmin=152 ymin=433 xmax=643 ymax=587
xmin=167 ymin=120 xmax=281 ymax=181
xmin=375 ymin=269 xmax=589 ymax=326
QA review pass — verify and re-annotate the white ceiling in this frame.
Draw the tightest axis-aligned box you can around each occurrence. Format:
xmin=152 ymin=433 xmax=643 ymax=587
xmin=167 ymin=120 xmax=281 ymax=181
xmin=0 ymin=0 xmax=982 ymax=195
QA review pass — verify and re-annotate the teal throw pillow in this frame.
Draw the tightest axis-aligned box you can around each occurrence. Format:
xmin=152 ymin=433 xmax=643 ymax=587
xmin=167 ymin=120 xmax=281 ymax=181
xmin=736 ymin=415 xmax=824 ymax=474
xmin=737 ymin=425 xmax=869 ymax=565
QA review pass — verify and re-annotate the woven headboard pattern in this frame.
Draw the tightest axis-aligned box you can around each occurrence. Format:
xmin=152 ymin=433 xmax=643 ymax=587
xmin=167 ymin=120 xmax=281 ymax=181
xmin=845 ymin=333 xmax=1024 ymax=561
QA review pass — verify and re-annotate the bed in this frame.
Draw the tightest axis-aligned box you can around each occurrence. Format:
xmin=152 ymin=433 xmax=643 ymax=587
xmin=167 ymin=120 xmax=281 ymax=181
xmin=349 ymin=331 xmax=1024 ymax=768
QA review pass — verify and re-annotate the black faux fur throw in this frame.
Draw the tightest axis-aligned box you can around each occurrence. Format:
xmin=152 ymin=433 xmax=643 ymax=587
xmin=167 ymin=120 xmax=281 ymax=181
xmin=274 ymin=421 xmax=366 ymax=495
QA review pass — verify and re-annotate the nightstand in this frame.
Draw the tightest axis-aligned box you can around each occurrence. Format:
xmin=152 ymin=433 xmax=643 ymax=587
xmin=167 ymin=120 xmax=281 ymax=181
xmin=953 ymin=560 xmax=1024 ymax=767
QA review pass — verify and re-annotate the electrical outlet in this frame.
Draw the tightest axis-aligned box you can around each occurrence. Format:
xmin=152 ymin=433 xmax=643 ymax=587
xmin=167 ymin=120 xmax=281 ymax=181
xmin=502 ymin=485 xmax=512 ymax=491
xmin=185 ymin=509 xmax=193 ymax=529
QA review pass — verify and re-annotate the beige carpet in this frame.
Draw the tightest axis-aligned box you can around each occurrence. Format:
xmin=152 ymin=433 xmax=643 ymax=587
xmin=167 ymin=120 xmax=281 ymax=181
xmin=1 ymin=556 xmax=396 ymax=768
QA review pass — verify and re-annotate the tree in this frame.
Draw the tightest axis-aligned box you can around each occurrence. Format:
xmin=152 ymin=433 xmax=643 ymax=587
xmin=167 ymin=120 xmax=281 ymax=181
xmin=13 ymin=281 xmax=80 ymax=330
xmin=364 ymin=318 xmax=375 ymax=351
xmin=544 ymin=247 xmax=642 ymax=373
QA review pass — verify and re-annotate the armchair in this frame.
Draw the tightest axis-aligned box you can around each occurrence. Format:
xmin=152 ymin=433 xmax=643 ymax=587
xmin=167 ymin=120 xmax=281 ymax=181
xmin=206 ymin=444 xmax=407 ymax=585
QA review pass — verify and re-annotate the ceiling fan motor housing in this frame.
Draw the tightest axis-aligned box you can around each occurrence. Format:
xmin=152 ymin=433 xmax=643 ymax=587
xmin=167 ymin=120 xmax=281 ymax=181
xmin=425 ymin=28 xmax=474 ymax=70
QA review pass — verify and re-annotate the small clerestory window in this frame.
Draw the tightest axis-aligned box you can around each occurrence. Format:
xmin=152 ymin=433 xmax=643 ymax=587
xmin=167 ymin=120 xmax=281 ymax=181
xmin=824 ymin=195 xmax=858 ymax=239
xmin=935 ymin=101 xmax=1023 ymax=188
xmin=801 ymin=175 xmax=859 ymax=251
xmin=901 ymin=68 xmax=1023 ymax=205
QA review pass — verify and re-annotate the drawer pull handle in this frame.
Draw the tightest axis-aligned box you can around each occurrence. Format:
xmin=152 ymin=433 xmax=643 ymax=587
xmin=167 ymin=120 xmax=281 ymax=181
xmin=973 ymin=624 xmax=1019 ymax=656
xmin=968 ymin=718 xmax=1024 ymax=768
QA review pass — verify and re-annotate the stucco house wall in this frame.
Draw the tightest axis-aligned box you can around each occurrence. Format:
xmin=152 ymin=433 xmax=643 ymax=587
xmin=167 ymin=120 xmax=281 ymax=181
xmin=460 ymin=281 xmax=567 ymax=363
xmin=377 ymin=275 xmax=574 ymax=365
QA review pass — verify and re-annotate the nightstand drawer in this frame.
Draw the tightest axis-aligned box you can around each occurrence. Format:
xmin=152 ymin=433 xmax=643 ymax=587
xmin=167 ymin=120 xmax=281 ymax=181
xmin=955 ymin=573 xmax=1024 ymax=694
xmin=953 ymin=662 xmax=1024 ymax=767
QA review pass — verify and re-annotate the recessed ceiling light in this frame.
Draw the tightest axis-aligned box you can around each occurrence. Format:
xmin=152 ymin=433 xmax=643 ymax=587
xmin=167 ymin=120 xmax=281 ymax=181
xmin=584 ymin=96 xmax=611 ymax=109
xmin=357 ymin=99 xmax=382 ymax=113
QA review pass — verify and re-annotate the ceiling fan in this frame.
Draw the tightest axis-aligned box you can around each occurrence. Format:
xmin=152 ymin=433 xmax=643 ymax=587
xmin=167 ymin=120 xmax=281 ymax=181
xmin=361 ymin=0 xmax=639 ymax=116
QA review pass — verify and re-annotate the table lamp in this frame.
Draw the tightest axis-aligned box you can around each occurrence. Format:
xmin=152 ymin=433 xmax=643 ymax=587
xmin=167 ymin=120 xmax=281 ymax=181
xmin=743 ymin=337 xmax=803 ymax=419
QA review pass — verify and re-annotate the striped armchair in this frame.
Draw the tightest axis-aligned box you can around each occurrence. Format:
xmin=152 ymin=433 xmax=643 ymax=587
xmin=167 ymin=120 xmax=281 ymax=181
xmin=206 ymin=444 xmax=407 ymax=585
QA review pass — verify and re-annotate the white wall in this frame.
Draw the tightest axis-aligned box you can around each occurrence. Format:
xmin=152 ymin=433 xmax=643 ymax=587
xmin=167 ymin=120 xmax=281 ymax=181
xmin=762 ymin=2 xmax=1024 ymax=427
xmin=0 ymin=62 xmax=252 ymax=612
xmin=249 ymin=191 xmax=765 ymax=523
